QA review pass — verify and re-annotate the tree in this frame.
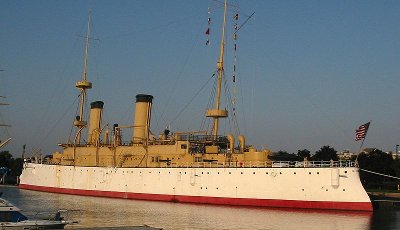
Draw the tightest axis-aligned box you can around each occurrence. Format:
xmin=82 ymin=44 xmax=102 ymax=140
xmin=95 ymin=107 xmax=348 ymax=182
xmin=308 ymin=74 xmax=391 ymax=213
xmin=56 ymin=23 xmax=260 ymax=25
xmin=269 ymin=150 xmax=300 ymax=161
xmin=312 ymin=145 xmax=338 ymax=161
xmin=0 ymin=151 xmax=12 ymax=167
xmin=356 ymin=149 xmax=395 ymax=188
xmin=297 ymin=149 xmax=311 ymax=160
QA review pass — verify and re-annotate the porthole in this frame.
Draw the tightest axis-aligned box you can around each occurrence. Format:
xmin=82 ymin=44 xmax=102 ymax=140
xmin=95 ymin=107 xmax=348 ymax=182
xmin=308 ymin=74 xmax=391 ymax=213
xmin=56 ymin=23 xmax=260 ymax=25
xmin=343 ymin=189 xmax=346 ymax=191
xmin=241 ymin=172 xmax=243 ymax=174
xmin=317 ymin=172 xmax=319 ymax=175
xmin=207 ymin=172 xmax=209 ymax=174
xmin=229 ymin=172 xmax=231 ymax=174
xmin=309 ymin=172 xmax=311 ymax=175
xmin=253 ymin=172 xmax=256 ymax=175
xmin=294 ymin=172 xmax=296 ymax=174
xmin=202 ymin=172 xmax=204 ymax=174
xmin=280 ymin=172 xmax=282 ymax=174
xmin=344 ymin=171 xmax=347 ymax=174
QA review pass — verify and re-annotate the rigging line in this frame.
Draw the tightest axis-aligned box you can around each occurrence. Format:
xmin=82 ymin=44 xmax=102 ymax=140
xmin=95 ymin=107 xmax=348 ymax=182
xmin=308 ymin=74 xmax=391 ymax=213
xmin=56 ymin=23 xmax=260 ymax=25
xmin=37 ymin=94 xmax=81 ymax=150
xmin=102 ymin=14 xmax=198 ymax=40
xmin=225 ymin=81 xmax=239 ymax=135
xmin=170 ymin=74 xmax=215 ymax=126
xmin=31 ymin=37 xmax=82 ymax=142
xmin=157 ymin=17 xmax=205 ymax=131
xmin=224 ymin=74 xmax=240 ymax=135
xmin=234 ymin=12 xmax=255 ymax=33
xmin=233 ymin=52 xmax=247 ymax=135
xmin=200 ymin=74 xmax=217 ymax=131
xmin=360 ymin=168 xmax=400 ymax=180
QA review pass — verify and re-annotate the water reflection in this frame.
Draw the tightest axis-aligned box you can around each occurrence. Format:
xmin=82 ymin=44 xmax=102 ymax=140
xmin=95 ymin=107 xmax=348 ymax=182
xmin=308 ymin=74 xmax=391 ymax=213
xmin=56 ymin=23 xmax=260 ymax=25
xmin=1 ymin=186 xmax=394 ymax=229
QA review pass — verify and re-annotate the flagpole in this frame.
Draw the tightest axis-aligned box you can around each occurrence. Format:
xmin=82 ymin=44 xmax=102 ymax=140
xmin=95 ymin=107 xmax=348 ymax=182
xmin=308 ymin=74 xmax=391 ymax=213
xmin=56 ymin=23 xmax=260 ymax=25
xmin=355 ymin=120 xmax=372 ymax=165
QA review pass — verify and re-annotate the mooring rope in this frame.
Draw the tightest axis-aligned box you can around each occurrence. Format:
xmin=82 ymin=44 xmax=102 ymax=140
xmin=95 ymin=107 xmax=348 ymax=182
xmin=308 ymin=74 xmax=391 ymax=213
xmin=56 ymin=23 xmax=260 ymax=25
xmin=360 ymin=168 xmax=400 ymax=180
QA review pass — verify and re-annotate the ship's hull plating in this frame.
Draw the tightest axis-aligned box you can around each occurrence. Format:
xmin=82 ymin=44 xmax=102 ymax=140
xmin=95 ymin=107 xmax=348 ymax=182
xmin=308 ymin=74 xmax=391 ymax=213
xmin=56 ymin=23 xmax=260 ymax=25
xmin=19 ymin=163 xmax=372 ymax=211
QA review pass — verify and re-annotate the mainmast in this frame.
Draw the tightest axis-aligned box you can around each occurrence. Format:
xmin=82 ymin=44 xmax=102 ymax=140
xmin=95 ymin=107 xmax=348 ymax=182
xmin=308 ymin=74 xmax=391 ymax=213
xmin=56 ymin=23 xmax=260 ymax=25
xmin=74 ymin=12 xmax=93 ymax=144
xmin=206 ymin=0 xmax=229 ymax=137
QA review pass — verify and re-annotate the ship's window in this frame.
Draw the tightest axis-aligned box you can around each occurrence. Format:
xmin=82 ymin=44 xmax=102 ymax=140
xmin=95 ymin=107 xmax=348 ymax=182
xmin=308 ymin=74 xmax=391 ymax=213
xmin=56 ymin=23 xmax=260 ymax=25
xmin=201 ymin=187 xmax=202 ymax=189
xmin=207 ymin=172 xmax=209 ymax=174
xmin=206 ymin=187 xmax=207 ymax=189
xmin=217 ymin=172 xmax=220 ymax=174
xmin=159 ymin=172 xmax=160 ymax=174
xmin=343 ymin=189 xmax=346 ymax=191
xmin=185 ymin=172 xmax=187 ymax=174
xmin=194 ymin=157 xmax=203 ymax=162
xmin=266 ymin=172 xmax=268 ymax=174
xmin=202 ymin=172 xmax=204 ymax=174
xmin=317 ymin=172 xmax=319 ymax=174
xmin=253 ymin=172 xmax=255 ymax=174
xmin=326 ymin=189 xmax=328 ymax=191
xmin=241 ymin=172 xmax=243 ymax=174
xmin=344 ymin=171 xmax=347 ymax=174
xmin=294 ymin=172 xmax=296 ymax=174
xmin=280 ymin=172 xmax=282 ymax=174
xmin=151 ymin=156 xmax=160 ymax=162
xmin=181 ymin=144 xmax=187 ymax=149
xmin=309 ymin=172 xmax=311 ymax=174
xmin=216 ymin=187 xmax=219 ymax=190
xmin=229 ymin=172 xmax=231 ymax=174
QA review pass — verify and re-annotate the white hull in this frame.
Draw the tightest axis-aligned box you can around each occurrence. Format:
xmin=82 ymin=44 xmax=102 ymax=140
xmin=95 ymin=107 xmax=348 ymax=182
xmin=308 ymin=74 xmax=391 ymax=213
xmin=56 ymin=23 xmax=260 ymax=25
xmin=19 ymin=163 xmax=372 ymax=211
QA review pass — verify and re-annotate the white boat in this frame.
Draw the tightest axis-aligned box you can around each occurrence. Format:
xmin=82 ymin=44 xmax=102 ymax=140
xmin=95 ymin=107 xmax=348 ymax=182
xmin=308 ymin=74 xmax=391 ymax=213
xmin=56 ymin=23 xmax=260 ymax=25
xmin=0 ymin=197 xmax=70 ymax=229
xmin=19 ymin=1 xmax=372 ymax=211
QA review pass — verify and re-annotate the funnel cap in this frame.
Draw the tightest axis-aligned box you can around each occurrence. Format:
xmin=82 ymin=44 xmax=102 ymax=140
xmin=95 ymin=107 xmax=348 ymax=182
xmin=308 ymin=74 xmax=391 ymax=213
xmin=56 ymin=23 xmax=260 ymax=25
xmin=90 ymin=101 xmax=104 ymax=109
xmin=136 ymin=94 xmax=153 ymax=103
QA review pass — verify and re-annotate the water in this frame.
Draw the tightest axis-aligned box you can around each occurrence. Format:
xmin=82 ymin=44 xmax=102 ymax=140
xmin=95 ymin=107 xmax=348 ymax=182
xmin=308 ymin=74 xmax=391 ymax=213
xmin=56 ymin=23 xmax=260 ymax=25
xmin=1 ymin=186 xmax=399 ymax=229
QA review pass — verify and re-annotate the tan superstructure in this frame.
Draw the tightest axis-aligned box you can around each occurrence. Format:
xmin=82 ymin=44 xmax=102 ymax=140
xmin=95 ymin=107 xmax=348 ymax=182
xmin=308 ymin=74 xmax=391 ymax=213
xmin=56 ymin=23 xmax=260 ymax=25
xmin=53 ymin=93 xmax=271 ymax=168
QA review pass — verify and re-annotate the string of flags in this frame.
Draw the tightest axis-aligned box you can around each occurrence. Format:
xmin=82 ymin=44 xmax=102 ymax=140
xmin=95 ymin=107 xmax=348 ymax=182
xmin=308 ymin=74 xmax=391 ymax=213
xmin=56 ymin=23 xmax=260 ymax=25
xmin=232 ymin=11 xmax=239 ymax=117
xmin=205 ymin=7 xmax=211 ymax=46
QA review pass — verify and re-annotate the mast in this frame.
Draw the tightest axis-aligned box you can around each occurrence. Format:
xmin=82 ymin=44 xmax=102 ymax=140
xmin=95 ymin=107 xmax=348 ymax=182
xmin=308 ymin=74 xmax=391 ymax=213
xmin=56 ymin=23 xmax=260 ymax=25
xmin=74 ymin=11 xmax=93 ymax=144
xmin=206 ymin=0 xmax=228 ymax=137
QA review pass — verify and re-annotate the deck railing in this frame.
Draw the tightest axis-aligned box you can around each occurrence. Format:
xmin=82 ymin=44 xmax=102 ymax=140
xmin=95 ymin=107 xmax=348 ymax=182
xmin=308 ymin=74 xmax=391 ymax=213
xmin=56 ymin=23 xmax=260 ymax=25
xmin=28 ymin=158 xmax=356 ymax=169
xmin=160 ymin=160 xmax=355 ymax=168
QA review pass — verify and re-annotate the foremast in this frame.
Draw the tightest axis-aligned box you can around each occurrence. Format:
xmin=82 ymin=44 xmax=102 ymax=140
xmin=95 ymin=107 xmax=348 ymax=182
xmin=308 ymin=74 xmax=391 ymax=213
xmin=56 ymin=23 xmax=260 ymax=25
xmin=206 ymin=0 xmax=229 ymax=138
xmin=74 ymin=12 xmax=93 ymax=144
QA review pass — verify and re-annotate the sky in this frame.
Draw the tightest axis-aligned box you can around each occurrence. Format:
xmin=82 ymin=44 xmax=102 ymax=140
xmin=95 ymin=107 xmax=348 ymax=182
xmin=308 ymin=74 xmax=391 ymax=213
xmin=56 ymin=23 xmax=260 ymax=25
xmin=1 ymin=0 xmax=400 ymax=157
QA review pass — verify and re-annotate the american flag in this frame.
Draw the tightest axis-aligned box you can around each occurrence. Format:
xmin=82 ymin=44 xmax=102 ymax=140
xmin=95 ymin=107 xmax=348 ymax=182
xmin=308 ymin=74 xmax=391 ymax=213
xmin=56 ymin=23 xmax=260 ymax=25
xmin=355 ymin=122 xmax=370 ymax=141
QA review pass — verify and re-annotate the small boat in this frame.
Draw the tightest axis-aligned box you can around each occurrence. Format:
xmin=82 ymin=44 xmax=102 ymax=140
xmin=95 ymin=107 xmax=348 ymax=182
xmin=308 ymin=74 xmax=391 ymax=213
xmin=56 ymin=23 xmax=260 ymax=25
xmin=0 ymin=197 xmax=73 ymax=229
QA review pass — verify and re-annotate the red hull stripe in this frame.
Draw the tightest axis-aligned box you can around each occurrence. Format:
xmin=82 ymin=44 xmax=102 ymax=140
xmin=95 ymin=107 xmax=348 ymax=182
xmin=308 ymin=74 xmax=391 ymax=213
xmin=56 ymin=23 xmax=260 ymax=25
xmin=19 ymin=184 xmax=372 ymax=211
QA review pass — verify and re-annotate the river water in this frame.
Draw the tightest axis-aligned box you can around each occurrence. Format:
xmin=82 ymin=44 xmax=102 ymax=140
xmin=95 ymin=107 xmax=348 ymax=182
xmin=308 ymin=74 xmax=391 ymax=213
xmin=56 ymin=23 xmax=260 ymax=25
xmin=1 ymin=186 xmax=399 ymax=229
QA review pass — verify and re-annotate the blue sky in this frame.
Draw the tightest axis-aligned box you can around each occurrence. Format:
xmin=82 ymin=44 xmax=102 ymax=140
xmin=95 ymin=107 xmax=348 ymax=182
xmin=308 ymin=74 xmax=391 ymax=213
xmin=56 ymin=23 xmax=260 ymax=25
xmin=1 ymin=0 xmax=400 ymax=157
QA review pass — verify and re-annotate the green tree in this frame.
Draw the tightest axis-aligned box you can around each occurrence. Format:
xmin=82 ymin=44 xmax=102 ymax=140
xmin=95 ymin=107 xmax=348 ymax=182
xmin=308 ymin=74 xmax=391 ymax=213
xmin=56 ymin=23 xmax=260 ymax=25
xmin=312 ymin=145 xmax=338 ymax=161
xmin=297 ymin=149 xmax=311 ymax=160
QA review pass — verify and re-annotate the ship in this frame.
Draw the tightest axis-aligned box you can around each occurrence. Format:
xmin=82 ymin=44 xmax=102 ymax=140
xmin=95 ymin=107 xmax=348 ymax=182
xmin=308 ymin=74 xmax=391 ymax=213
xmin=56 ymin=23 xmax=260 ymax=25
xmin=19 ymin=1 xmax=372 ymax=211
